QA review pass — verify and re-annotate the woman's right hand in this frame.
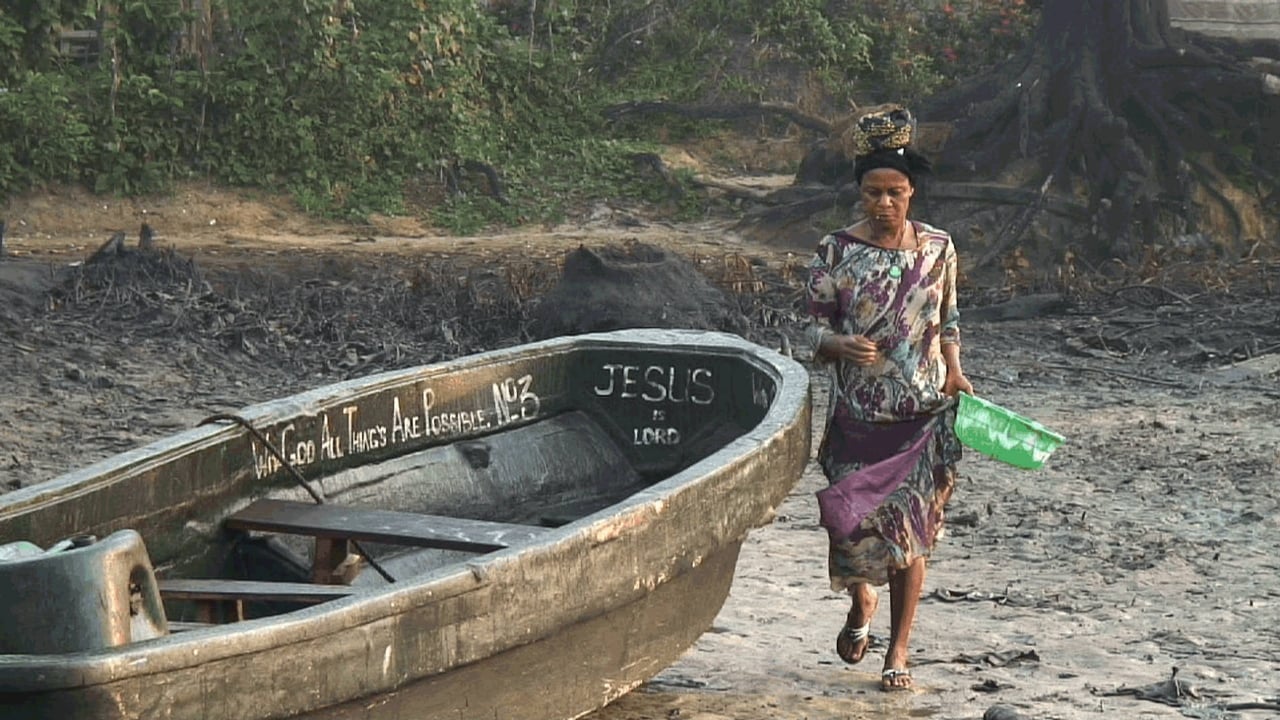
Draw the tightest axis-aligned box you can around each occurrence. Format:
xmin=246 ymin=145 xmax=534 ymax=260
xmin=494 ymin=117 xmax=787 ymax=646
xmin=820 ymin=333 xmax=880 ymax=367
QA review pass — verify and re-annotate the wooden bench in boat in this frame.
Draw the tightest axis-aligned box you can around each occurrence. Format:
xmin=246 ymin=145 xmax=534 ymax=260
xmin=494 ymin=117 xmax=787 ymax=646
xmin=167 ymin=620 xmax=216 ymax=633
xmin=156 ymin=498 xmax=607 ymax=625
xmin=224 ymin=499 xmax=550 ymax=585
xmin=225 ymin=499 xmax=549 ymax=552
xmin=158 ymin=579 xmax=356 ymax=623
xmin=158 ymin=579 xmax=356 ymax=603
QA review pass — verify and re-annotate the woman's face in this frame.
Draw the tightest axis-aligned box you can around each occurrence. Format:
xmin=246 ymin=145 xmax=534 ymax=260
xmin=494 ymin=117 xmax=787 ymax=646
xmin=859 ymin=167 xmax=914 ymax=233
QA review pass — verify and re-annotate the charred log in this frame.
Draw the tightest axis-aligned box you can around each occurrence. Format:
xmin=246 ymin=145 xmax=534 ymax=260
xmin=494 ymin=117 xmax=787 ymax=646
xmin=139 ymin=222 xmax=157 ymax=252
xmin=444 ymin=160 xmax=510 ymax=205
xmin=87 ymin=231 xmax=128 ymax=264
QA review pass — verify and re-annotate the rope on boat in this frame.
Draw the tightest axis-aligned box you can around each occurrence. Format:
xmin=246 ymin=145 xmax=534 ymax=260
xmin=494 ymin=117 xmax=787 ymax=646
xmin=200 ymin=413 xmax=397 ymax=583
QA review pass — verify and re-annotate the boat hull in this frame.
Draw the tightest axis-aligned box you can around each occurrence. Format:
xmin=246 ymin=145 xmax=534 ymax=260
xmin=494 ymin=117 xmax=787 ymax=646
xmin=2 ymin=543 xmax=741 ymax=720
xmin=0 ymin=330 xmax=811 ymax=720
xmin=304 ymin=542 xmax=741 ymax=720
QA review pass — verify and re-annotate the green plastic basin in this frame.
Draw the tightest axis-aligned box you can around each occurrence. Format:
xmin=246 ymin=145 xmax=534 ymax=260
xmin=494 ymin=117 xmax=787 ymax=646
xmin=955 ymin=393 xmax=1064 ymax=469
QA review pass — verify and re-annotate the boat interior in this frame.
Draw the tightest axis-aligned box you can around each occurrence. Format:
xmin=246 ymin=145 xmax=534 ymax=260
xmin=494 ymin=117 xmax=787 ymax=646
xmin=159 ymin=405 xmax=762 ymax=631
xmin=159 ymin=410 xmax=680 ymax=629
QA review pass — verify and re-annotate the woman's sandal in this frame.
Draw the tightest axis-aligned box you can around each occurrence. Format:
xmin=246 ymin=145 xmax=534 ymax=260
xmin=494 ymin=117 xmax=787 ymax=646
xmin=880 ymin=668 xmax=913 ymax=692
xmin=835 ymin=589 xmax=878 ymax=664
xmin=836 ymin=622 xmax=871 ymax=664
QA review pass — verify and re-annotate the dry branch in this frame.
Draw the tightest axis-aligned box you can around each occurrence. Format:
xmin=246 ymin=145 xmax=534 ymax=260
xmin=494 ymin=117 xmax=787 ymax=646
xmin=1038 ymin=361 xmax=1187 ymax=388
xmin=689 ymin=176 xmax=786 ymax=204
xmin=603 ymin=100 xmax=832 ymax=134
xmin=971 ymin=171 xmax=1058 ymax=272
xmin=926 ymin=182 xmax=1090 ymax=221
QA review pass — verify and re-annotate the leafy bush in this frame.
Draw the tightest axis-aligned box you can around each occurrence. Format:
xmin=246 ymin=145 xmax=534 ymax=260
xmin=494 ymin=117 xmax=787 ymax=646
xmin=0 ymin=0 xmax=1037 ymax=227
xmin=0 ymin=72 xmax=93 ymax=191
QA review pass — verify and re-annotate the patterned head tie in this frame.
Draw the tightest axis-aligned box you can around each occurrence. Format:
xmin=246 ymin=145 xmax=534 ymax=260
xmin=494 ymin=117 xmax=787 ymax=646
xmin=852 ymin=104 xmax=916 ymax=157
xmin=847 ymin=104 xmax=933 ymax=185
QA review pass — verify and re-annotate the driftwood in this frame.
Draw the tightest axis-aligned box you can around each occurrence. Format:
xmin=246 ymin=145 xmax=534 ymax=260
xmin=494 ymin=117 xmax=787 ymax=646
xmin=716 ymin=178 xmax=1093 ymax=247
xmin=1199 ymin=36 xmax=1280 ymax=63
xmin=628 ymin=153 xmax=823 ymax=206
xmin=139 ymin=222 xmax=156 ymax=251
xmin=738 ymin=189 xmax=847 ymax=237
xmin=1108 ymin=284 xmax=1192 ymax=307
xmin=689 ymin=176 xmax=773 ymax=203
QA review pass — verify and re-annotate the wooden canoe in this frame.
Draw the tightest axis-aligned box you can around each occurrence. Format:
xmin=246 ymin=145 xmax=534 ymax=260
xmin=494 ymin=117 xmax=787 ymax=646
xmin=0 ymin=329 xmax=811 ymax=720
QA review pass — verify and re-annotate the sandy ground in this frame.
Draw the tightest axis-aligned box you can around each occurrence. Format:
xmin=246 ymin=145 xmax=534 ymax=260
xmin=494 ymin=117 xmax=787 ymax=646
xmin=2 ymin=182 xmax=1279 ymax=720
xmin=594 ymin=363 xmax=1280 ymax=720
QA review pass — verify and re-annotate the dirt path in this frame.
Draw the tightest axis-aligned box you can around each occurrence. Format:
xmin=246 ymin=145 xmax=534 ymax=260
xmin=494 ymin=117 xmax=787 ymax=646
xmin=3 ymin=183 xmax=1278 ymax=720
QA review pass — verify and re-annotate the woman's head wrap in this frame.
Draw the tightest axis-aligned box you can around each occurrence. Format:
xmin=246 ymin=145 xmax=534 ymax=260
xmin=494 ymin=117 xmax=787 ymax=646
xmin=845 ymin=104 xmax=934 ymax=185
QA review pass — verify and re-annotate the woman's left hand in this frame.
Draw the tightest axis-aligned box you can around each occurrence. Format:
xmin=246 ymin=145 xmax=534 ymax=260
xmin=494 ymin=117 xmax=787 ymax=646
xmin=943 ymin=371 xmax=974 ymax=397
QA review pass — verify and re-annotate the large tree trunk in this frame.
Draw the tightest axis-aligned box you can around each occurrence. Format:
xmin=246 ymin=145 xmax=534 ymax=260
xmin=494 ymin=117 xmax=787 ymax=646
xmin=772 ymin=0 xmax=1279 ymax=267
xmin=920 ymin=0 xmax=1278 ymax=263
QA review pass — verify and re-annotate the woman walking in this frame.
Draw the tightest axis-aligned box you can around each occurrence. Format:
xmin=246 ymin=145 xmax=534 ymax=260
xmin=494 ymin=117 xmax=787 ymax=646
xmin=805 ymin=104 xmax=973 ymax=691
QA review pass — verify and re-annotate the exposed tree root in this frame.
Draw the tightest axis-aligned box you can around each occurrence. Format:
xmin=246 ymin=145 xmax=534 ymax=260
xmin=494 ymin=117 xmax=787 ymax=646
xmin=926 ymin=183 xmax=1089 ymax=221
xmin=761 ymin=0 xmax=1279 ymax=267
xmin=605 ymin=0 xmax=1276 ymax=275
xmin=917 ymin=0 xmax=1278 ymax=259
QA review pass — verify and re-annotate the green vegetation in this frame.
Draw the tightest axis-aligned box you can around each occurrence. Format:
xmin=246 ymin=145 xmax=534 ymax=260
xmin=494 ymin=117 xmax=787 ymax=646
xmin=0 ymin=0 xmax=1035 ymax=232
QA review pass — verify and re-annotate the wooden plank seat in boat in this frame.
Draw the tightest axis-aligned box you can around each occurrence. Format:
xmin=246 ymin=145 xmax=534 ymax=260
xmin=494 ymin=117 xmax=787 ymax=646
xmin=225 ymin=499 xmax=549 ymax=553
xmin=158 ymin=579 xmax=356 ymax=604
xmin=167 ymin=620 xmax=216 ymax=632
xmin=157 ymin=579 xmax=356 ymax=624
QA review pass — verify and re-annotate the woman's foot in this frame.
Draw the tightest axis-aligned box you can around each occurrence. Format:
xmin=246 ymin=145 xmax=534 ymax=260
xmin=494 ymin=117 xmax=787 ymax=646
xmin=880 ymin=667 xmax=913 ymax=691
xmin=879 ymin=558 xmax=924 ymax=691
xmin=835 ymin=585 xmax=878 ymax=664
xmin=880 ymin=618 xmax=914 ymax=690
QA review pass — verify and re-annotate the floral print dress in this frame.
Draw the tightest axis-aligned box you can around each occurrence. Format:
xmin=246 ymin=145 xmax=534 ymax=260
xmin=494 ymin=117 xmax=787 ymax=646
xmin=806 ymin=221 xmax=964 ymax=588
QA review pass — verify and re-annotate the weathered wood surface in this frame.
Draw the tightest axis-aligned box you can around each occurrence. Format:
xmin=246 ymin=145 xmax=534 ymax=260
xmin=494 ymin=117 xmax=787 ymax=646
xmin=226 ymin=499 xmax=548 ymax=552
xmin=158 ymin=579 xmax=355 ymax=604
xmin=299 ymin=544 xmax=742 ymax=720
xmin=166 ymin=621 xmax=217 ymax=633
